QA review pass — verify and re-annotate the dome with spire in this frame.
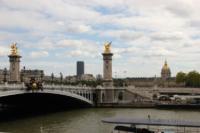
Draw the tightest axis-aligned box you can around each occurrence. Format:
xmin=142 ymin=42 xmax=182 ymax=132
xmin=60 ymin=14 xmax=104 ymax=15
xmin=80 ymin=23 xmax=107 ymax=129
xmin=161 ymin=60 xmax=171 ymax=80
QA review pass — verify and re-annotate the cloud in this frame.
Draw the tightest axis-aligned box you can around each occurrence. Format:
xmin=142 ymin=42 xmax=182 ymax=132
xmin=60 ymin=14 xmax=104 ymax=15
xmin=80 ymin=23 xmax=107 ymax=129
xmin=57 ymin=39 xmax=100 ymax=53
xmin=30 ymin=51 xmax=49 ymax=58
xmin=1 ymin=0 xmax=200 ymax=76
xmin=166 ymin=1 xmax=192 ymax=17
xmin=189 ymin=20 xmax=200 ymax=29
xmin=67 ymin=24 xmax=93 ymax=33
xmin=145 ymin=47 xmax=177 ymax=57
xmin=101 ymin=30 xmax=144 ymax=41
xmin=0 ymin=46 xmax=9 ymax=57
xmin=150 ymin=32 xmax=184 ymax=41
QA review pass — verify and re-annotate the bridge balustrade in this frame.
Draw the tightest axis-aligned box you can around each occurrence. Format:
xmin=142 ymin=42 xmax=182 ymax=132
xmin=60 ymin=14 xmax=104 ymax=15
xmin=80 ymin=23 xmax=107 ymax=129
xmin=0 ymin=83 xmax=26 ymax=91
xmin=0 ymin=84 xmax=94 ymax=104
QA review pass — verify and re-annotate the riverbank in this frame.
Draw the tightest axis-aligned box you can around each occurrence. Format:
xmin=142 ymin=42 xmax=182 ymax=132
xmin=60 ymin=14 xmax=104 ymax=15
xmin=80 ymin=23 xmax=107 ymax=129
xmin=97 ymin=102 xmax=155 ymax=108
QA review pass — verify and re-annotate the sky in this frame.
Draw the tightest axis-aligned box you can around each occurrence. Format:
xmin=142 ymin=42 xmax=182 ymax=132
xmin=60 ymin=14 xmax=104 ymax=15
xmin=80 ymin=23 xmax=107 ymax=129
xmin=0 ymin=0 xmax=200 ymax=77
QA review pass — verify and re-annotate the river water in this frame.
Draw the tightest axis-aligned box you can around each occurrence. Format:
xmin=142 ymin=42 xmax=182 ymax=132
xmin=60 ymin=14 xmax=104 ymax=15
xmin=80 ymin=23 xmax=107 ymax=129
xmin=0 ymin=108 xmax=200 ymax=133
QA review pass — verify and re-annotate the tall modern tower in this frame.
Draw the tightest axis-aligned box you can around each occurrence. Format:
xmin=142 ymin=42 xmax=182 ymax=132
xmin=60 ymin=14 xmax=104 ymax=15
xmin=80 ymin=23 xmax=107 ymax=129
xmin=102 ymin=42 xmax=113 ymax=87
xmin=8 ymin=43 xmax=21 ymax=83
xmin=77 ymin=61 xmax=84 ymax=77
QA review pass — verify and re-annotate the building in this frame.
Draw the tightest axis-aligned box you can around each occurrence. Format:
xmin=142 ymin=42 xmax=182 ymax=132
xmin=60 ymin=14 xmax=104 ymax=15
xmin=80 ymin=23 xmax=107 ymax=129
xmin=80 ymin=74 xmax=95 ymax=81
xmin=161 ymin=60 xmax=171 ymax=80
xmin=21 ymin=68 xmax=44 ymax=83
xmin=126 ymin=60 xmax=177 ymax=87
xmin=0 ymin=68 xmax=10 ymax=83
xmin=96 ymin=74 xmax=103 ymax=80
xmin=77 ymin=61 xmax=84 ymax=77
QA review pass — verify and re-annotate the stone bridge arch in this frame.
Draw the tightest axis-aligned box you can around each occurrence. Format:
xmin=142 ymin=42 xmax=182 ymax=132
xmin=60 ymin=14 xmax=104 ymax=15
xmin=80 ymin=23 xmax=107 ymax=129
xmin=0 ymin=89 xmax=93 ymax=107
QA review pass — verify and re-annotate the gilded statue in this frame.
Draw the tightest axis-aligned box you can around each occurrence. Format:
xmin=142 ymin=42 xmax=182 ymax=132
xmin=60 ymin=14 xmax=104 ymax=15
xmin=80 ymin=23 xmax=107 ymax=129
xmin=10 ymin=42 xmax=18 ymax=55
xmin=104 ymin=42 xmax=112 ymax=53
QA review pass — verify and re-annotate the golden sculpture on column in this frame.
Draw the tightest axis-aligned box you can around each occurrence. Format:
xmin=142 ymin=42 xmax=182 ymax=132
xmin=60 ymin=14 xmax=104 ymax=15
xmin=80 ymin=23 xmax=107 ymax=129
xmin=104 ymin=42 xmax=112 ymax=53
xmin=10 ymin=42 xmax=19 ymax=56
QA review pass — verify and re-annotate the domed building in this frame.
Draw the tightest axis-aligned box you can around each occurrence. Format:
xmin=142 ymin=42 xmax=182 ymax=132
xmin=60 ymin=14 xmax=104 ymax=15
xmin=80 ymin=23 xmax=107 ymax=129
xmin=161 ymin=60 xmax=171 ymax=80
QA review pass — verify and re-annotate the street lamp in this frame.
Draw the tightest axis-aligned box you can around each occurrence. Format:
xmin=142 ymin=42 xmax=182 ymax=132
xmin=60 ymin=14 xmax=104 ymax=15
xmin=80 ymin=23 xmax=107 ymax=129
xmin=60 ymin=72 xmax=63 ymax=84
xmin=3 ymin=68 xmax=7 ymax=83
xmin=51 ymin=73 xmax=54 ymax=84
xmin=40 ymin=71 xmax=44 ymax=82
xmin=20 ymin=71 xmax=24 ymax=83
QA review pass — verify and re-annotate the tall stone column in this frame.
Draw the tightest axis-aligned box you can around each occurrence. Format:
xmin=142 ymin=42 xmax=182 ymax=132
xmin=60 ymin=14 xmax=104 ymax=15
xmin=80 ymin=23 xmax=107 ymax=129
xmin=100 ymin=42 xmax=115 ymax=104
xmin=8 ymin=43 xmax=21 ymax=83
xmin=102 ymin=42 xmax=113 ymax=87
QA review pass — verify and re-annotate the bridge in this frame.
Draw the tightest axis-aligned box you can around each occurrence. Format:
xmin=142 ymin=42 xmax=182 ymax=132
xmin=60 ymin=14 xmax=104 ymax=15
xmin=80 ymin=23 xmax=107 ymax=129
xmin=1 ymin=83 xmax=197 ymax=108
xmin=0 ymin=83 xmax=152 ymax=108
xmin=0 ymin=84 xmax=94 ymax=107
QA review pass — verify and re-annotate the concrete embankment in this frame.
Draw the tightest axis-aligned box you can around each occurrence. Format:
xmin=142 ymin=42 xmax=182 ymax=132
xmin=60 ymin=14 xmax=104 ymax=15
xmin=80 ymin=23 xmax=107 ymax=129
xmin=155 ymin=103 xmax=200 ymax=109
xmin=96 ymin=102 xmax=200 ymax=109
xmin=96 ymin=102 xmax=155 ymax=108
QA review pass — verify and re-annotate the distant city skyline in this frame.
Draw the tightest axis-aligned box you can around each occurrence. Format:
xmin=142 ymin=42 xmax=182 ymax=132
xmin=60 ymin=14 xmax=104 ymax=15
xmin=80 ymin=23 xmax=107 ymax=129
xmin=0 ymin=0 xmax=200 ymax=77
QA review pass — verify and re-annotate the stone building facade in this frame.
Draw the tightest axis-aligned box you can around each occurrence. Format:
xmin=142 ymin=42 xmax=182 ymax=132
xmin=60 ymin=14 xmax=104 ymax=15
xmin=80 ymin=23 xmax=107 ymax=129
xmin=125 ymin=61 xmax=179 ymax=87
xmin=21 ymin=69 xmax=44 ymax=83
xmin=0 ymin=68 xmax=44 ymax=84
xmin=0 ymin=69 xmax=9 ymax=83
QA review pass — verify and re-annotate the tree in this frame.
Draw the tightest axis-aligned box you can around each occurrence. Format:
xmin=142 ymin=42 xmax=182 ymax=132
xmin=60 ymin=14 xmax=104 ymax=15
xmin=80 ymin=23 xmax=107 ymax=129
xmin=186 ymin=71 xmax=200 ymax=87
xmin=176 ymin=72 xmax=186 ymax=83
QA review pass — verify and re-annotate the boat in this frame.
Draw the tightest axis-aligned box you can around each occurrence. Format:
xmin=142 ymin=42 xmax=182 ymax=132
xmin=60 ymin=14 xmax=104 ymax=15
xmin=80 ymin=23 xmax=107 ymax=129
xmin=102 ymin=117 xmax=200 ymax=133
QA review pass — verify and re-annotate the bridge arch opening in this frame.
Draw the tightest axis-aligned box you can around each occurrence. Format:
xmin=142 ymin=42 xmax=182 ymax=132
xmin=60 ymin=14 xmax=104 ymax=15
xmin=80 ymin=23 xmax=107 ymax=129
xmin=102 ymin=93 xmax=105 ymax=102
xmin=0 ymin=92 xmax=92 ymax=110
xmin=118 ymin=92 xmax=123 ymax=101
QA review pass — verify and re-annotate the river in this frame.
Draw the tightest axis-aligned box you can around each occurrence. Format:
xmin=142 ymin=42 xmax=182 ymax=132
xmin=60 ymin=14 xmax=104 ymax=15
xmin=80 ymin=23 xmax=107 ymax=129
xmin=0 ymin=108 xmax=200 ymax=133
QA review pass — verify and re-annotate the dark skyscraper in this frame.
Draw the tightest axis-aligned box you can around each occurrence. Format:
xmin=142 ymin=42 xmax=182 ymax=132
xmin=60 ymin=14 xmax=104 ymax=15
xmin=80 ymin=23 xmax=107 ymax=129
xmin=77 ymin=61 xmax=84 ymax=77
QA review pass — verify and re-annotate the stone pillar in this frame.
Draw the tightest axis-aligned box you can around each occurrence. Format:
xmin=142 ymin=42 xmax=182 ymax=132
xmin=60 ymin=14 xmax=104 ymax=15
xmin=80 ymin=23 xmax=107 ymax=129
xmin=101 ymin=42 xmax=115 ymax=103
xmin=9 ymin=55 xmax=21 ymax=83
xmin=8 ymin=43 xmax=21 ymax=83
xmin=102 ymin=53 xmax=113 ymax=87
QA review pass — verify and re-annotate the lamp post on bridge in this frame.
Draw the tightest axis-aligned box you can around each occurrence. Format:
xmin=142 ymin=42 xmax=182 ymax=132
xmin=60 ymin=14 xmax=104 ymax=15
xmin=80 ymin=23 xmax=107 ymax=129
xmin=40 ymin=71 xmax=44 ymax=83
xmin=51 ymin=73 xmax=54 ymax=84
xmin=3 ymin=68 xmax=8 ymax=83
xmin=60 ymin=72 xmax=63 ymax=84
xmin=20 ymin=67 xmax=24 ymax=83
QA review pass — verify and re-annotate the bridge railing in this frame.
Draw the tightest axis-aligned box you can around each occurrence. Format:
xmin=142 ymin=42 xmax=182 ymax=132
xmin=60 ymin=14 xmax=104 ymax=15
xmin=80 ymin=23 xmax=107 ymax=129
xmin=0 ymin=83 xmax=26 ymax=91
xmin=0 ymin=83 xmax=94 ymax=103
xmin=43 ymin=84 xmax=94 ymax=102
xmin=43 ymin=84 xmax=93 ymax=90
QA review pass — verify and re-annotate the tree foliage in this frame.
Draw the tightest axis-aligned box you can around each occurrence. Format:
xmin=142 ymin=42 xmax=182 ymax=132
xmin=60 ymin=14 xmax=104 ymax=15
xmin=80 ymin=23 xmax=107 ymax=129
xmin=185 ymin=71 xmax=200 ymax=87
xmin=176 ymin=71 xmax=200 ymax=87
xmin=176 ymin=72 xmax=186 ymax=83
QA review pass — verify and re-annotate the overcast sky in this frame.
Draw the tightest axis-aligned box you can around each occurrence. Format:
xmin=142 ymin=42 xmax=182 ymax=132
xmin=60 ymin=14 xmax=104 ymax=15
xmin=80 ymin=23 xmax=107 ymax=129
xmin=0 ymin=0 xmax=200 ymax=77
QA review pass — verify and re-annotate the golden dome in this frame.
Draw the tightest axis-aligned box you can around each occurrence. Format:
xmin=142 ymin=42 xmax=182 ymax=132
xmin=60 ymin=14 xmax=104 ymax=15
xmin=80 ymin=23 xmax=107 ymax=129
xmin=162 ymin=60 xmax=169 ymax=71
xmin=161 ymin=60 xmax=171 ymax=79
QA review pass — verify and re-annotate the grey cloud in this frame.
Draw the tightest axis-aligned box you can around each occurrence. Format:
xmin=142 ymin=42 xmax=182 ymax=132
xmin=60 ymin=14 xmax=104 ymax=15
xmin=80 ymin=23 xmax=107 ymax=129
xmin=150 ymin=32 xmax=183 ymax=41
xmin=101 ymin=30 xmax=144 ymax=41
xmin=190 ymin=20 xmax=200 ymax=28
xmin=166 ymin=4 xmax=191 ymax=17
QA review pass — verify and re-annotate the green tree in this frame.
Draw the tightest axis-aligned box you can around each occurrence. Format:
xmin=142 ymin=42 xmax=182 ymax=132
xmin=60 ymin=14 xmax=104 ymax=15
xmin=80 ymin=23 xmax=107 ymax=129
xmin=176 ymin=72 xmax=186 ymax=83
xmin=186 ymin=71 xmax=200 ymax=87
